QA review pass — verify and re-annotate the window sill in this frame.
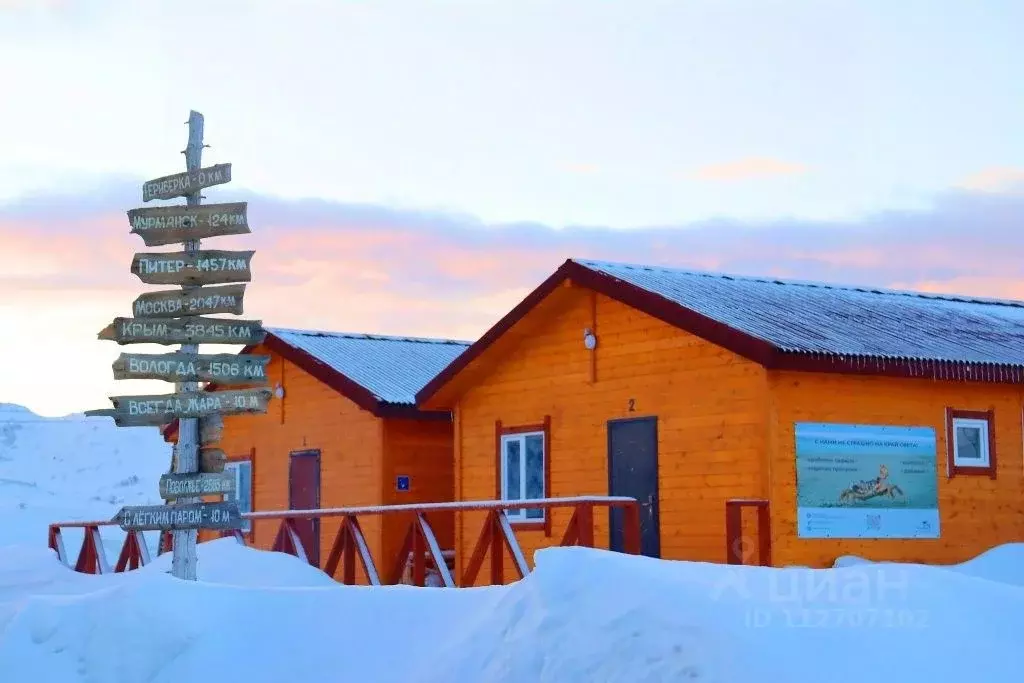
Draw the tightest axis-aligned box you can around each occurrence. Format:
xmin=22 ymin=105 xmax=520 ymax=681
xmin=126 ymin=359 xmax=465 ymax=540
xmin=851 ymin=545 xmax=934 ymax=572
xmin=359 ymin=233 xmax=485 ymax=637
xmin=948 ymin=463 xmax=996 ymax=479
xmin=507 ymin=517 xmax=552 ymax=537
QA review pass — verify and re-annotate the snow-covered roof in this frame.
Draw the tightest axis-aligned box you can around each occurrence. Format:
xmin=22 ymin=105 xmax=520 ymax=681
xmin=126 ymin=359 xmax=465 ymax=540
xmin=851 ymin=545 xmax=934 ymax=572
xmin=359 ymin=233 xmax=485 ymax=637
xmin=575 ymin=259 xmax=1024 ymax=365
xmin=266 ymin=328 xmax=471 ymax=406
xmin=417 ymin=258 xmax=1024 ymax=407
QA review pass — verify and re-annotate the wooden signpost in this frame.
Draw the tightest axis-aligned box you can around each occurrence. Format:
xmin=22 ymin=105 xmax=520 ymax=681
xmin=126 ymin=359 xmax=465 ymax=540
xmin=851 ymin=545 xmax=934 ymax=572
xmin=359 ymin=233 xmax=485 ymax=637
xmin=142 ymin=163 xmax=232 ymax=201
xmin=132 ymin=284 xmax=246 ymax=318
xmin=128 ymin=202 xmax=250 ymax=246
xmin=89 ymin=110 xmax=269 ymax=581
xmin=112 ymin=352 xmax=270 ymax=384
xmin=130 ymin=249 xmax=254 ymax=285
xmin=98 ymin=316 xmax=266 ymax=345
xmin=159 ymin=471 xmax=235 ymax=500
xmin=100 ymin=388 xmax=272 ymax=427
xmin=114 ymin=501 xmax=242 ymax=532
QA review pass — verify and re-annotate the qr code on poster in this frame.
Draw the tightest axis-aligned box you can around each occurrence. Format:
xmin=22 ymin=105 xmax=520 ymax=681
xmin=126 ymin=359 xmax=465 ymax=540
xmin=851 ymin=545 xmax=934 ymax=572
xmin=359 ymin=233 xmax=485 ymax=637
xmin=866 ymin=514 xmax=881 ymax=530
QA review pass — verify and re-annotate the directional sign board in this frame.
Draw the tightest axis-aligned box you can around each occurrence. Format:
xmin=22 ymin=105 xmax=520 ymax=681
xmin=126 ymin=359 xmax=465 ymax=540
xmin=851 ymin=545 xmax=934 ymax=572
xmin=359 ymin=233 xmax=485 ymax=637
xmin=98 ymin=316 xmax=266 ymax=346
xmin=159 ymin=471 xmax=235 ymax=500
xmin=131 ymin=250 xmax=254 ymax=286
xmin=112 ymin=352 xmax=270 ymax=385
xmin=103 ymin=388 xmax=272 ymax=427
xmin=128 ymin=202 xmax=250 ymax=246
xmin=142 ymin=163 xmax=232 ymax=202
xmin=132 ymin=284 xmax=246 ymax=318
xmin=115 ymin=501 xmax=243 ymax=531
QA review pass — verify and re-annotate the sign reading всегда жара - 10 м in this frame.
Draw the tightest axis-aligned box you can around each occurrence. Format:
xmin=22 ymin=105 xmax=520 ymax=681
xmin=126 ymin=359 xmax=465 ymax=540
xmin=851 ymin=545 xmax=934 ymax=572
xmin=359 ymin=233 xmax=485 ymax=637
xmin=794 ymin=422 xmax=939 ymax=539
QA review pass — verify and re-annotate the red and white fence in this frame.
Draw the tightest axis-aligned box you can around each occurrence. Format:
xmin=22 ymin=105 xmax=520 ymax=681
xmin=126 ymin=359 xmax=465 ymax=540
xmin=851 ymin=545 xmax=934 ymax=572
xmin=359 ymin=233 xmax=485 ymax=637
xmin=48 ymin=496 xmax=642 ymax=586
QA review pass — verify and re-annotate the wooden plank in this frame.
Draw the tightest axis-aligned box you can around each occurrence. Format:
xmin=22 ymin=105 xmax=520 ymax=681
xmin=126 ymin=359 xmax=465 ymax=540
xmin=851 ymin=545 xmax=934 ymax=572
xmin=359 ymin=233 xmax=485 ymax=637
xmin=199 ymin=414 xmax=223 ymax=445
xmin=200 ymin=447 xmax=227 ymax=473
xmin=104 ymin=388 xmax=272 ymax=427
xmin=130 ymin=250 xmax=254 ymax=286
xmin=142 ymin=163 xmax=232 ymax=202
xmin=115 ymin=501 xmax=243 ymax=531
xmin=132 ymin=284 xmax=245 ymax=318
xmin=98 ymin=316 xmax=265 ymax=346
xmin=159 ymin=472 xmax=235 ymax=500
xmin=128 ymin=202 xmax=250 ymax=246
xmin=170 ymin=446 xmax=226 ymax=473
xmin=112 ymin=352 xmax=270 ymax=385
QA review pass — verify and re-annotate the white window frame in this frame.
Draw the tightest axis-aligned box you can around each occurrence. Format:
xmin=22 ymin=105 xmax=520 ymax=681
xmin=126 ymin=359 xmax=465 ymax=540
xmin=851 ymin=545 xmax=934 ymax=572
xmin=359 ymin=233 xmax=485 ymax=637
xmin=500 ymin=431 xmax=546 ymax=522
xmin=951 ymin=417 xmax=991 ymax=469
xmin=224 ymin=460 xmax=253 ymax=533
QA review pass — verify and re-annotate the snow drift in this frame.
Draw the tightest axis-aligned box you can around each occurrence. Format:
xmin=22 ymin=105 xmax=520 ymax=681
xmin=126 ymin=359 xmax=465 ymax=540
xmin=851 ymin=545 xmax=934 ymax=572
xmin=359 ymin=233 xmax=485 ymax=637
xmin=1 ymin=539 xmax=1022 ymax=683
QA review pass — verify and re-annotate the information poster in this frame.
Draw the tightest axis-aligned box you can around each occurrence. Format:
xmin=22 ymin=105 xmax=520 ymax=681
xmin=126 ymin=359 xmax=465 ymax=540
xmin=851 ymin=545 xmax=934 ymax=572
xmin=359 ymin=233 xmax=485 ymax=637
xmin=795 ymin=422 xmax=939 ymax=539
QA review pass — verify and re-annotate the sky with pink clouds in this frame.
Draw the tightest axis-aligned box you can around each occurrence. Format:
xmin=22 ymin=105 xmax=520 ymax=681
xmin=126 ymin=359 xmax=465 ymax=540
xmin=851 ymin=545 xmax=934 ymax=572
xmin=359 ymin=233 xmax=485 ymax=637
xmin=1 ymin=0 xmax=1023 ymax=415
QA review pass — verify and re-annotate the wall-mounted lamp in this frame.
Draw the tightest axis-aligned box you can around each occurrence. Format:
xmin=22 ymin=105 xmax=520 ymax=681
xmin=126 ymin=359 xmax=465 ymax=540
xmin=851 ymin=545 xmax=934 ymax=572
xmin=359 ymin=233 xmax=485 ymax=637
xmin=583 ymin=328 xmax=597 ymax=351
xmin=274 ymin=383 xmax=285 ymax=399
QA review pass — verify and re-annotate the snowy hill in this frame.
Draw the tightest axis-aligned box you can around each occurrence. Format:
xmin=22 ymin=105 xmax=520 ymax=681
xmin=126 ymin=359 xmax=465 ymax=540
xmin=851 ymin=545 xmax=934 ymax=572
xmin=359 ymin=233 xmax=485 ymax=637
xmin=0 ymin=403 xmax=168 ymax=550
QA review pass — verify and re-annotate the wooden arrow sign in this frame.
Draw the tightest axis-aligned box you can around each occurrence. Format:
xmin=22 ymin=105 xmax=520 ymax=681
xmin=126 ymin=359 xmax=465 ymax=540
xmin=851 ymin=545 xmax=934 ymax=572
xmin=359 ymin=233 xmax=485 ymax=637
xmin=142 ymin=163 xmax=232 ymax=202
xmin=98 ymin=316 xmax=265 ymax=346
xmin=130 ymin=250 xmax=254 ymax=286
xmin=159 ymin=471 xmax=235 ymax=500
xmin=112 ymin=352 xmax=270 ymax=385
xmin=128 ymin=202 xmax=250 ymax=246
xmin=102 ymin=388 xmax=272 ymax=427
xmin=132 ymin=284 xmax=246 ymax=318
xmin=115 ymin=501 xmax=242 ymax=531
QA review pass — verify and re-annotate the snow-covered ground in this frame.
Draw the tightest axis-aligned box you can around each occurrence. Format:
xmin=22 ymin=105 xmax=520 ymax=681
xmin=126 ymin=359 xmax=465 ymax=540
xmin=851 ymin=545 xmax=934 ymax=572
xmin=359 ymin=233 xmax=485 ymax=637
xmin=2 ymin=401 xmax=1023 ymax=682
xmin=0 ymin=538 xmax=1022 ymax=682
xmin=0 ymin=403 xmax=168 ymax=556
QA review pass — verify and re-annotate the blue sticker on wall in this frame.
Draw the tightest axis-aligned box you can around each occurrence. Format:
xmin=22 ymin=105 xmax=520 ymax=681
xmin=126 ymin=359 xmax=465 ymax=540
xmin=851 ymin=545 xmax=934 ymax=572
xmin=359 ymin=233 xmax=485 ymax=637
xmin=396 ymin=475 xmax=410 ymax=492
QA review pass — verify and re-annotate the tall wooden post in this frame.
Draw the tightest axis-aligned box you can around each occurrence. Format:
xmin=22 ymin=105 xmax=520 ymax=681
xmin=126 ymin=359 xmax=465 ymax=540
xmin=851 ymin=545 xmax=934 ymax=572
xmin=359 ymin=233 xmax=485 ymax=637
xmin=171 ymin=110 xmax=205 ymax=581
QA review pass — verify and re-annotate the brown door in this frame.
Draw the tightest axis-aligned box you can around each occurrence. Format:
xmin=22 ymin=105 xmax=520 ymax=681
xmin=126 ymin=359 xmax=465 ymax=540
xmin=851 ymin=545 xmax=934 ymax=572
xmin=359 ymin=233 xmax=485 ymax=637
xmin=288 ymin=449 xmax=321 ymax=566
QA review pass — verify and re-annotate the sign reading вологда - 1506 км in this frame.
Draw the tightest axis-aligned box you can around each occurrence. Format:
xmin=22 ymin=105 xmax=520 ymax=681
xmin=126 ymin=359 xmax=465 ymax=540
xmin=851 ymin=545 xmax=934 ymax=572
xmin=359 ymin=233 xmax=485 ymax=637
xmin=112 ymin=352 xmax=270 ymax=385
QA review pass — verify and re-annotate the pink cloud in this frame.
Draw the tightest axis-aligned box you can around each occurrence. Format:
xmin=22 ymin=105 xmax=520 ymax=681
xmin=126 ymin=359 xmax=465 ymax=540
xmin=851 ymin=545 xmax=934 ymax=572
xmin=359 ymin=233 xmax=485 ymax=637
xmin=691 ymin=157 xmax=808 ymax=182
xmin=957 ymin=166 xmax=1024 ymax=194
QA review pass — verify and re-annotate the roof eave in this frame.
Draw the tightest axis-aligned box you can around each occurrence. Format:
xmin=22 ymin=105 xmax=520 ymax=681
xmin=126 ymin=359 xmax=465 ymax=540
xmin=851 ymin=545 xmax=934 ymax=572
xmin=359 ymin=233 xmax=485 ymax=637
xmin=773 ymin=351 xmax=1024 ymax=384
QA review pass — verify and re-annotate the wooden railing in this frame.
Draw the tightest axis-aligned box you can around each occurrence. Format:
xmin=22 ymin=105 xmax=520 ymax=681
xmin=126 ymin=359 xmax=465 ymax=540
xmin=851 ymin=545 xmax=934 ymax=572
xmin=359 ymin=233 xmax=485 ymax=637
xmin=48 ymin=496 xmax=641 ymax=586
xmin=724 ymin=498 xmax=771 ymax=566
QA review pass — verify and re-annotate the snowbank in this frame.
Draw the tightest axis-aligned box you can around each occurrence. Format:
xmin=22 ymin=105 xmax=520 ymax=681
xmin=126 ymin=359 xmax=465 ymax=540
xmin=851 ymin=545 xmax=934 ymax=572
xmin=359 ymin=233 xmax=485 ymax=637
xmin=1 ymin=539 xmax=1023 ymax=682
xmin=0 ymin=402 xmax=168 ymax=556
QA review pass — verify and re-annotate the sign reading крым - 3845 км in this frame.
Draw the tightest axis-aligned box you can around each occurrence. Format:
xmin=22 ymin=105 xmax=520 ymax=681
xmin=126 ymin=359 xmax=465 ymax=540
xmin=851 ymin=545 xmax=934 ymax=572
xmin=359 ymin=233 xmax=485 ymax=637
xmin=98 ymin=316 xmax=266 ymax=346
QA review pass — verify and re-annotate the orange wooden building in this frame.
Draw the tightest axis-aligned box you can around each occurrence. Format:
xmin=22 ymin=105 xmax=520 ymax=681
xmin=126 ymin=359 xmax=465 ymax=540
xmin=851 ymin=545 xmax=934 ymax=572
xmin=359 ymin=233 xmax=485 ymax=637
xmin=416 ymin=258 xmax=1024 ymax=580
xmin=163 ymin=328 xmax=469 ymax=581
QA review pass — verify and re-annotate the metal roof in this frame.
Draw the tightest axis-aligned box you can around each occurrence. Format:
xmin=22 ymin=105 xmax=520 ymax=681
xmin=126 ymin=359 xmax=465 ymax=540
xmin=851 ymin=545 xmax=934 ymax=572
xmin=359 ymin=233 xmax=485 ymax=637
xmin=266 ymin=328 xmax=471 ymax=405
xmin=574 ymin=259 xmax=1024 ymax=366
